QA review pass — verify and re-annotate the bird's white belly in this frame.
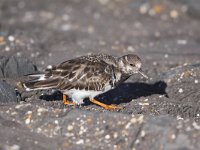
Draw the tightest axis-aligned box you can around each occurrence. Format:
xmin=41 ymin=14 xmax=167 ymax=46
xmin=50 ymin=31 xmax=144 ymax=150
xmin=62 ymin=89 xmax=104 ymax=105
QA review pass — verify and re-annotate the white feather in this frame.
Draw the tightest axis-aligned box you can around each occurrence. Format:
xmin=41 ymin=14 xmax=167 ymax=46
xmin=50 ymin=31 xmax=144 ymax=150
xmin=28 ymin=74 xmax=46 ymax=81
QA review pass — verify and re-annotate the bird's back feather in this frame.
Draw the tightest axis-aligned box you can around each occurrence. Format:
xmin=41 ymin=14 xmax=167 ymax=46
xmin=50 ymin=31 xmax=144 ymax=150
xmin=23 ymin=54 xmax=120 ymax=91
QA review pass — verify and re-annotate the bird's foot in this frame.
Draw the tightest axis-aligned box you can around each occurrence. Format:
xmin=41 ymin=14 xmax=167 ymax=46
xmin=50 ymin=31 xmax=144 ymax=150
xmin=90 ymin=99 xmax=123 ymax=110
xmin=63 ymin=95 xmax=76 ymax=106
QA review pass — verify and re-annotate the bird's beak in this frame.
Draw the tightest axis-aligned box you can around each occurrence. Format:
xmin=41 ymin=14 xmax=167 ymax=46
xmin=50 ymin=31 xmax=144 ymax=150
xmin=138 ymin=69 xmax=148 ymax=79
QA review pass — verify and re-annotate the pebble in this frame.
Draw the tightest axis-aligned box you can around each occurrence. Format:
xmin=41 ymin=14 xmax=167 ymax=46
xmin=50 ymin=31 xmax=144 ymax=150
xmin=37 ymin=107 xmax=47 ymax=113
xmin=141 ymin=130 xmax=146 ymax=138
xmin=178 ymin=88 xmax=183 ymax=93
xmin=16 ymin=52 xmax=22 ymax=57
xmin=61 ymin=24 xmax=71 ymax=31
xmin=5 ymin=144 xmax=20 ymax=150
xmin=48 ymin=53 xmax=52 ymax=57
xmin=25 ymin=111 xmax=32 ymax=124
xmin=98 ymin=0 xmax=109 ymax=5
xmin=87 ymin=25 xmax=95 ymax=34
xmin=139 ymin=3 xmax=149 ymax=14
xmin=138 ymin=102 xmax=149 ymax=106
xmin=54 ymin=120 xmax=59 ymax=124
xmin=8 ymin=35 xmax=15 ymax=42
xmin=153 ymin=61 xmax=158 ymax=66
xmin=170 ymin=10 xmax=179 ymax=19
xmin=194 ymin=79 xmax=198 ymax=84
xmin=5 ymin=46 xmax=10 ymax=52
xmin=37 ymin=128 xmax=42 ymax=133
xmin=127 ymin=46 xmax=135 ymax=52
xmin=47 ymin=65 xmax=52 ymax=69
xmin=177 ymin=39 xmax=187 ymax=45
xmin=171 ymin=134 xmax=176 ymax=140
xmin=113 ymin=132 xmax=118 ymax=139
xmin=15 ymin=104 xmax=24 ymax=109
xmin=27 ymin=111 xmax=32 ymax=115
xmin=76 ymin=139 xmax=84 ymax=145
xmin=25 ymin=118 xmax=31 ymax=124
xmin=67 ymin=125 xmax=74 ymax=131
xmin=164 ymin=54 xmax=169 ymax=58
xmin=105 ymin=134 xmax=110 ymax=140
xmin=135 ymin=139 xmax=140 ymax=145
xmin=154 ymin=31 xmax=160 ymax=37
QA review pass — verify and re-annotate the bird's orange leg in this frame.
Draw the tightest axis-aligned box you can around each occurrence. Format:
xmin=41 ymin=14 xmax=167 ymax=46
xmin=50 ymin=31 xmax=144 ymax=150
xmin=63 ymin=95 xmax=76 ymax=105
xmin=90 ymin=99 xmax=123 ymax=110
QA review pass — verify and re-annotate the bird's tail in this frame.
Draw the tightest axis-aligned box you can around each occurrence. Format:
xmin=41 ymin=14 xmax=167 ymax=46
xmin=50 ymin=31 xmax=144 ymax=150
xmin=23 ymin=74 xmax=59 ymax=91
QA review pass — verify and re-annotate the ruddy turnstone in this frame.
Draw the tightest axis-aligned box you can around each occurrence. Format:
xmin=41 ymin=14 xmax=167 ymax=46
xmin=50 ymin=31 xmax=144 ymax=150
xmin=23 ymin=53 xmax=148 ymax=110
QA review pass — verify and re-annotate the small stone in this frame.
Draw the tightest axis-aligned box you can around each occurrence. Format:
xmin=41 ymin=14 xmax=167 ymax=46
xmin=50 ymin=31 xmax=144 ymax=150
xmin=54 ymin=120 xmax=59 ymax=124
xmin=105 ymin=134 xmax=110 ymax=140
xmin=138 ymin=102 xmax=149 ymax=106
xmin=170 ymin=10 xmax=179 ymax=18
xmin=37 ymin=107 xmax=47 ymax=113
xmin=25 ymin=118 xmax=31 ymax=124
xmin=67 ymin=125 xmax=74 ymax=131
xmin=76 ymin=139 xmax=84 ymax=145
xmin=153 ymin=61 xmax=158 ymax=66
xmin=178 ymin=88 xmax=183 ymax=93
xmin=98 ymin=0 xmax=109 ymax=5
xmin=127 ymin=46 xmax=135 ymax=52
xmin=61 ymin=24 xmax=71 ymax=31
xmin=177 ymin=115 xmax=184 ymax=120
xmin=135 ymin=139 xmax=140 ymax=145
xmin=177 ymin=40 xmax=187 ymax=45
xmin=37 ymin=128 xmax=42 ymax=133
xmin=5 ymin=46 xmax=10 ymax=52
xmin=194 ymin=79 xmax=198 ymax=84
xmin=16 ymin=52 xmax=22 ymax=57
xmin=113 ymin=132 xmax=118 ymax=138
xmin=5 ymin=144 xmax=20 ymax=150
xmin=88 ymin=25 xmax=95 ymax=34
xmin=154 ymin=31 xmax=160 ymax=37
xmin=48 ymin=53 xmax=52 ymax=57
xmin=47 ymin=65 xmax=52 ymax=69
xmin=141 ymin=130 xmax=145 ymax=138
xmin=8 ymin=35 xmax=15 ymax=42
xmin=27 ymin=111 xmax=32 ymax=115
xmin=164 ymin=54 xmax=169 ymax=58
xmin=139 ymin=3 xmax=149 ymax=14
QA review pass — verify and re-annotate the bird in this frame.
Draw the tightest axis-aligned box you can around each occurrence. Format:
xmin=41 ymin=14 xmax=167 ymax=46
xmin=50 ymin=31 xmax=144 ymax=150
xmin=22 ymin=53 xmax=148 ymax=110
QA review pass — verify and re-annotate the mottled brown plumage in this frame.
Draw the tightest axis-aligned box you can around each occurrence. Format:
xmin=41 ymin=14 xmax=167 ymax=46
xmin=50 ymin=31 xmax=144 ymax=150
xmin=23 ymin=53 xmax=147 ymax=108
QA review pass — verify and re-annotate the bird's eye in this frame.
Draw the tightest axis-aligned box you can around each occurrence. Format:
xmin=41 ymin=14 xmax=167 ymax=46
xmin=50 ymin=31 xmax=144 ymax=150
xmin=130 ymin=64 xmax=135 ymax=67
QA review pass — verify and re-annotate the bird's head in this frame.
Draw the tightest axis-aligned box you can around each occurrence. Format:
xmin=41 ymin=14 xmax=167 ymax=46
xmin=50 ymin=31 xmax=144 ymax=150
xmin=118 ymin=54 xmax=148 ymax=79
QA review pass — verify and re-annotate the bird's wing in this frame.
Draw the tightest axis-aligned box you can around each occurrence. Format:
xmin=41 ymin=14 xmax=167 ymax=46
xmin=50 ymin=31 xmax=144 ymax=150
xmin=44 ymin=57 xmax=114 ymax=91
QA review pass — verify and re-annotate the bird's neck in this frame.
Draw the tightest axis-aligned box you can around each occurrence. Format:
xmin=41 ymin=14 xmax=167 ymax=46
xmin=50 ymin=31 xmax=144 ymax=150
xmin=112 ymin=69 xmax=131 ymax=87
